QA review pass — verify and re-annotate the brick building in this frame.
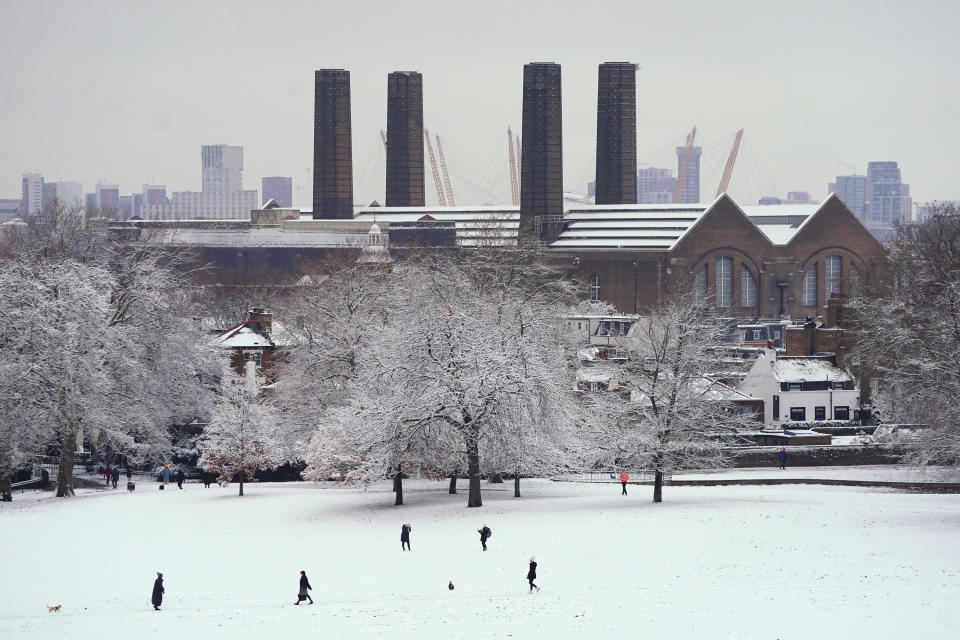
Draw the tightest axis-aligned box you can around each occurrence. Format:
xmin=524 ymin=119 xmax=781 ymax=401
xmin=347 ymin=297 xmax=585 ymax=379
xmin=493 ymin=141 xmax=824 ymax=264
xmin=555 ymin=193 xmax=886 ymax=318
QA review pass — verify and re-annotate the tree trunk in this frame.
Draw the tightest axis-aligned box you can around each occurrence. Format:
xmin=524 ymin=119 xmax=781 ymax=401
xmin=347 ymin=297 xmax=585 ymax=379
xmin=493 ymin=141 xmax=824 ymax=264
xmin=394 ymin=464 xmax=403 ymax=506
xmin=489 ymin=473 xmax=503 ymax=484
xmin=448 ymin=471 xmax=457 ymax=494
xmin=466 ymin=436 xmax=482 ymax=508
xmin=56 ymin=430 xmax=76 ymax=497
xmin=653 ymin=469 xmax=663 ymax=503
xmin=0 ymin=473 xmax=11 ymax=502
xmin=514 ymin=474 xmax=521 ymax=498
xmin=239 ymin=473 xmax=244 ymax=497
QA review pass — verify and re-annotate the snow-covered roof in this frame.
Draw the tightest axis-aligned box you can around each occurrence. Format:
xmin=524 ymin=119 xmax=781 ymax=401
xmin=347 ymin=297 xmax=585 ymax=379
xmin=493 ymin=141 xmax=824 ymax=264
xmin=353 ymin=208 xmax=518 ymax=247
xmin=217 ymin=319 xmax=294 ymax=349
xmin=772 ymin=357 xmax=852 ymax=383
xmin=154 ymin=228 xmax=368 ymax=248
xmin=551 ymin=204 xmax=710 ymax=251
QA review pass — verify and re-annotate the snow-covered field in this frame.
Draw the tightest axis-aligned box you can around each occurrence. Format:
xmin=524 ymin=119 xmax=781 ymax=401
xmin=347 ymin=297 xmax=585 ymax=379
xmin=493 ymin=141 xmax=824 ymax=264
xmin=2 ymin=477 xmax=959 ymax=639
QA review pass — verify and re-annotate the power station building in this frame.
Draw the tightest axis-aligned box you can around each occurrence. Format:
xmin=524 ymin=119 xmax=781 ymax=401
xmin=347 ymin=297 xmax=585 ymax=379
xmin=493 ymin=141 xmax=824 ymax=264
xmin=131 ymin=63 xmax=887 ymax=320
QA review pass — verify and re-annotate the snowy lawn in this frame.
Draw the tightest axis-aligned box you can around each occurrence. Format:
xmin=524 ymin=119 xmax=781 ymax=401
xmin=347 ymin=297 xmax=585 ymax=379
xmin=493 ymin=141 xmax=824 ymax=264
xmin=671 ymin=464 xmax=960 ymax=483
xmin=2 ymin=478 xmax=959 ymax=639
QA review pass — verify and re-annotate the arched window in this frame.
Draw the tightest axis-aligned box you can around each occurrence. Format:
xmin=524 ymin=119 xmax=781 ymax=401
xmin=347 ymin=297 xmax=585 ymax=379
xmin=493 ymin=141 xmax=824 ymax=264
xmin=825 ymin=256 xmax=842 ymax=296
xmin=803 ymin=263 xmax=818 ymax=306
xmin=716 ymin=257 xmax=732 ymax=307
xmin=693 ymin=264 xmax=708 ymax=300
xmin=849 ymin=263 xmax=860 ymax=292
xmin=589 ymin=274 xmax=601 ymax=301
xmin=740 ymin=265 xmax=757 ymax=307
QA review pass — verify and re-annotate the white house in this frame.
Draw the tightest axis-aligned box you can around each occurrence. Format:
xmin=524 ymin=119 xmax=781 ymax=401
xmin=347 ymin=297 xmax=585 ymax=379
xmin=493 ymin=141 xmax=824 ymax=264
xmin=739 ymin=349 xmax=859 ymax=426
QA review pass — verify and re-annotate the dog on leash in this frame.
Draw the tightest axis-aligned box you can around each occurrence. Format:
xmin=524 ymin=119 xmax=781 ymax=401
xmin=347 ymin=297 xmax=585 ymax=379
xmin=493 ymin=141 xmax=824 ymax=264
xmin=46 ymin=605 xmax=61 ymax=613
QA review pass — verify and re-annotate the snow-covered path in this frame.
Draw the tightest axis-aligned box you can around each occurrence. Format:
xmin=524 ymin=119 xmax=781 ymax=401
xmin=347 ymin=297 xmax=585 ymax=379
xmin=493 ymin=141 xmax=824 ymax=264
xmin=2 ymin=478 xmax=959 ymax=638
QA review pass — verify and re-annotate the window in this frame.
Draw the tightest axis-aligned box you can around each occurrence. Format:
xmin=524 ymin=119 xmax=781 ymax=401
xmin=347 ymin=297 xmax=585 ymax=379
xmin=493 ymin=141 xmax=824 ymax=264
xmin=790 ymin=407 xmax=806 ymax=421
xmin=693 ymin=264 xmax=707 ymax=300
xmin=738 ymin=330 xmax=747 ymax=341
xmin=788 ymin=383 xmax=802 ymax=391
xmin=716 ymin=257 xmax=732 ymax=307
xmin=740 ymin=265 xmax=757 ymax=307
xmin=774 ymin=330 xmax=782 ymax=340
xmin=834 ymin=406 xmax=850 ymax=420
xmin=577 ymin=322 xmax=582 ymax=330
xmin=773 ymin=395 xmax=780 ymax=421
xmin=825 ymin=256 xmax=842 ymax=296
xmin=752 ymin=330 xmax=762 ymax=340
xmin=803 ymin=263 xmax=818 ymax=306
xmin=815 ymin=406 xmax=825 ymax=421
xmin=243 ymin=351 xmax=262 ymax=367
xmin=849 ymin=263 xmax=860 ymax=291
xmin=589 ymin=274 xmax=601 ymax=301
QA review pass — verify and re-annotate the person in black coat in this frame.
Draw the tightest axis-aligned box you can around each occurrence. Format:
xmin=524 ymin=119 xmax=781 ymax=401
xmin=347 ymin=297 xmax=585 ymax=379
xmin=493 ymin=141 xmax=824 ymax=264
xmin=176 ymin=469 xmax=185 ymax=489
xmin=527 ymin=557 xmax=539 ymax=593
xmin=478 ymin=524 xmax=491 ymax=551
xmin=111 ymin=467 xmax=120 ymax=489
xmin=401 ymin=523 xmax=412 ymax=551
xmin=294 ymin=570 xmax=313 ymax=605
xmin=151 ymin=572 xmax=164 ymax=610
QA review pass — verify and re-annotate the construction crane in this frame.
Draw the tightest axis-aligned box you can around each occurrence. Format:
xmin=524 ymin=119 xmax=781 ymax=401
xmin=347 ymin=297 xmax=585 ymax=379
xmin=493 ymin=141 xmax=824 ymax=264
xmin=716 ymin=128 xmax=744 ymax=196
xmin=423 ymin=128 xmax=447 ymax=206
xmin=672 ymin=126 xmax=697 ymax=204
xmin=435 ymin=135 xmax=456 ymax=206
xmin=507 ymin=126 xmax=520 ymax=206
xmin=380 ymin=129 xmax=387 ymax=151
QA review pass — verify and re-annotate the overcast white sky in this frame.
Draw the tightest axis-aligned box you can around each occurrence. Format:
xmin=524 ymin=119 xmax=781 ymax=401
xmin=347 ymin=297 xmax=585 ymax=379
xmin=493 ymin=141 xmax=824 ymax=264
xmin=2 ymin=0 xmax=958 ymax=208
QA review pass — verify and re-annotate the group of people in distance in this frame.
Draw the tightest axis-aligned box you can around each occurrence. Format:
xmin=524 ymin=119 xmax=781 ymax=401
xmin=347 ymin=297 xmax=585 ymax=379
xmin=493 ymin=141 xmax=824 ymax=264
xmin=149 ymin=522 xmax=541 ymax=610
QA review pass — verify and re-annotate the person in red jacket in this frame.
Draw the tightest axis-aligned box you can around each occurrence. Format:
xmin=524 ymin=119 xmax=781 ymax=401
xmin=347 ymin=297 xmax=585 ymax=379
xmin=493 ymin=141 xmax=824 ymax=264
xmin=619 ymin=471 xmax=629 ymax=495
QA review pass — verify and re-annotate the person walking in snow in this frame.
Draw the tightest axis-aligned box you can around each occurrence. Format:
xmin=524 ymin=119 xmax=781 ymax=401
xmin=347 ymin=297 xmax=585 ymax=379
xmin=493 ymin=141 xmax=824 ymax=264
xmin=401 ymin=523 xmax=412 ymax=551
xmin=203 ymin=472 xmax=213 ymax=488
xmin=294 ymin=570 xmax=313 ymax=605
xmin=478 ymin=524 xmax=492 ymax=551
xmin=151 ymin=572 xmax=164 ymax=610
xmin=111 ymin=467 xmax=120 ymax=489
xmin=176 ymin=469 xmax=185 ymax=490
xmin=527 ymin=557 xmax=540 ymax=593
xmin=619 ymin=471 xmax=629 ymax=495
xmin=161 ymin=465 xmax=171 ymax=485
xmin=778 ymin=447 xmax=787 ymax=470
xmin=104 ymin=465 xmax=112 ymax=485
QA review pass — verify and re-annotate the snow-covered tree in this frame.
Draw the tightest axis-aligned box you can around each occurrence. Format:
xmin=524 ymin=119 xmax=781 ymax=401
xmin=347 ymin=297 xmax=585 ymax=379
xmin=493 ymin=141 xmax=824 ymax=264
xmin=198 ymin=371 xmax=284 ymax=496
xmin=297 ymin=246 xmax=586 ymax=507
xmin=848 ymin=204 xmax=960 ymax=464
xmin=591 ymin=292 xmax=751 ymax=502
xmin=0 ymin=210 xmax=218 ymax=497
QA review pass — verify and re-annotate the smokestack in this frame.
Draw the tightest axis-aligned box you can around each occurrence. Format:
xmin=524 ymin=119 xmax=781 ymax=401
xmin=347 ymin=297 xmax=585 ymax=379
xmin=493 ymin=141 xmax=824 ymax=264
xmin=385 ymin=71 xmax=425 ymax=207
xmin=313 ymin=69 xmax=354 ymax=219
xmin=595 ymin=62 xmax=637 ymax=205
xmin=520 ymin=62 xmax=563 ymax=240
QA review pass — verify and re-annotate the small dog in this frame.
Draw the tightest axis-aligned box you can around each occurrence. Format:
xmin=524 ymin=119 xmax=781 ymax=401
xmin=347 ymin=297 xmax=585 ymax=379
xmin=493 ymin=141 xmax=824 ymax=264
xmin=47 ymin=605 xmax=61 ymax=613
xmin=448 ymin=581 xmax=455 ymax=591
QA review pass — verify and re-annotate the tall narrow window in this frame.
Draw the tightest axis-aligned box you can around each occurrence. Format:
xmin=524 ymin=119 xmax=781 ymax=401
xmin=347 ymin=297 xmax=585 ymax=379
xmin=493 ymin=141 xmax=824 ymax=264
xmin=803 ymin=263 xmax=818 ymax=306
xmin=716 ymin=257 xmax=732 ymax=307
xmin=825 ymin=256 xmax=842 ymax=296
xmin=740 ymin=265 xmax=757 ymax=307
xmin=693 ymin=264 xmax=707 ymax=300
xmin=589 ymin=274 xmax=601 ymax=301
xmin=849 ymin=263 xmax=860 ymax=292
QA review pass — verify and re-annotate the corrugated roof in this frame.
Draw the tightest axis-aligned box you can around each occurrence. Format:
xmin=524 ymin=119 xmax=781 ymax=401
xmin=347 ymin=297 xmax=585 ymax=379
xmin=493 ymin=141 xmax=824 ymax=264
xmin=551 ymin=203 xmax=710 ymax=251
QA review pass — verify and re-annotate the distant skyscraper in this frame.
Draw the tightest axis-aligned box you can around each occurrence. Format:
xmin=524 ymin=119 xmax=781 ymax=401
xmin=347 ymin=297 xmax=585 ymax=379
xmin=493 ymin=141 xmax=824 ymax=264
xmin=170 ymin=145 xmax=258 ymax=220
xmin=96 ymin=182 xmax=120 ymax=217
xmin=828 ymin=174 xmax=867 ymax=220
xmin=520 ymin=62 xmax=563 ymax=237
xmin=202 ymin=145 xmax=244 ymax=193
xmin=636 ymin=168 xmax=676 ymax=204
xmin=51 ymin=181 xmax=83 ymax=206
xmin=21 ymin=172 xmax=43 ymax=215
xmin=385 ymin=71 xmax=425 ymax=207
xmin=313 ymin=69 xmax=354 ymax=220
xmin=866 ymin=162 xmax=911 ymax=232
xmin=594 ymin=62 xmax=637 ymax=205
xmin=675 ymin=145 xmax=702 ymax=203
xmin=262 ymin=177 xmax=293 ymax=208
xmin=141 ymin=185 xmax=171 ymax=220
xmin=85 ymin=192 xmax=97 ymax=213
